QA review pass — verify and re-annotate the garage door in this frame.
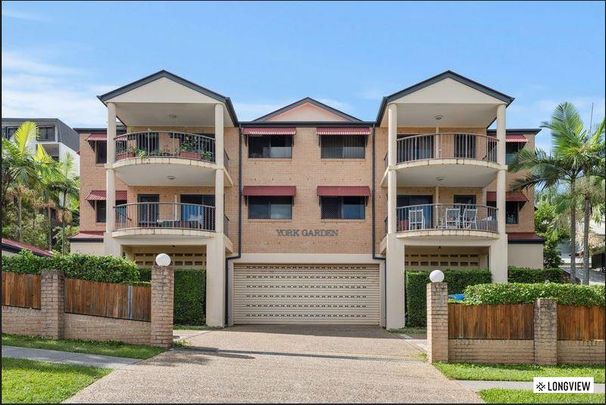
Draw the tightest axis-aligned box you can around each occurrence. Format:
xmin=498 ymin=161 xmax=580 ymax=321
xmin=233 ymin=264 xmax=380 ymax=324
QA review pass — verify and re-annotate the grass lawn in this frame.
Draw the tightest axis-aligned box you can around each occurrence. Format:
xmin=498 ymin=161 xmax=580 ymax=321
xmin=2 ymin=334 xmax=165 ymax=360
xmin=479 ymin=389 xmax=605 ymax=404
xmin=173 ymin=324 xmax=212 ymax=330
xmin=387 ymin=327 xmax=427 ymax=337
xmin=2 ymin=358 xmax=110 ymax=403
xmin=434 ymin=363 xmax=605 ymax=383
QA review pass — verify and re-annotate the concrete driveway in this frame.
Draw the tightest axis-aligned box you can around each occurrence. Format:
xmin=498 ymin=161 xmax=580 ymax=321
xmin=66 ymin=325 xmax=481 ymax=403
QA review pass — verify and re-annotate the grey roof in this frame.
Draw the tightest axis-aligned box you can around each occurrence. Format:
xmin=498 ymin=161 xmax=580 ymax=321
xmin=2 ymin=118 xmax=79 ymax=152
xmin=97 ymin=70 xmax=239 ymax=126
xmin=376 ymin=70 xmax=515 ymax=123
xmin=252 ymin=97 xmax=363 ymax=123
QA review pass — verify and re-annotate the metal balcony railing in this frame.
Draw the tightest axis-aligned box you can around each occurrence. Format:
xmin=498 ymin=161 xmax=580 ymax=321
xmin=115 ymin=131 xmax=216 ymax=163
xmin=114 ymin=202 xmax=216 ymax=232
xmin=396 ymin=133 xmax=498 ymax=164
xmin=395 ymin=204 xmax=498 ymax=233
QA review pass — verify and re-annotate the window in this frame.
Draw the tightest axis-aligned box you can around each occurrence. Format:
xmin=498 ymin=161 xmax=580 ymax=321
xmin=248 ymin=136 xmax=292 ymax=158
xmin=320 ymin=136 xmax=365 ymax=159
xmin=248 ymin=196 xmax=292 ymax=219
xmin=506 ymin=142 xmax=524 ymax=165
xmin=321 ymin=196 xmax=365 ymax=219
xmin=506 ymin=202 xmax=520 ymax=224
xmin=37 ymin=126 xmax=55 ymax=141
xmin=454 ymin=134 xmax=476 ymax=158
xmin=96 ymin=200 xmax=127 ymax=223
xmin=3 ymin=126 xmax=18 ymax=139
xmin=180 ymin=194 xmax=215 ymax=222
xmin=95 ymin=141 xmax=107 ymax=164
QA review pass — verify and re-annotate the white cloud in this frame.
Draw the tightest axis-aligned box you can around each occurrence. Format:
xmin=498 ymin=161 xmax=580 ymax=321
xmin=2 ymin=52 xmax=114 ymax=127
xmin=2 ymin=9 xmax=50 ymax=22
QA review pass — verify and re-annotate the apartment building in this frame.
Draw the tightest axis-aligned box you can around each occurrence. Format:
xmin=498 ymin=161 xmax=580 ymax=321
xmin=70 ymin=70 xmax=543 ymax=329
xmin=2 ymin=118 xmax=81 ymax=172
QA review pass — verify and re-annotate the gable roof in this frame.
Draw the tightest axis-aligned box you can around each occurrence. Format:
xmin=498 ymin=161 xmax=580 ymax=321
xmin=376 ymin=70 xmax=515 ymax=123
xmin=252 ymin=97 xmax=363 ymax=123
xmin=97 ymin=70 xmax=238 ymax=125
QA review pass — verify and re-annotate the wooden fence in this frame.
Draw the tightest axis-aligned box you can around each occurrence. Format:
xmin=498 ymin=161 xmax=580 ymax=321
xmin=558 ymin=305 xmax=605 ymax=341
xmin=448 ymin=303 xmax=534 ymax=340
xmin=64 ymin=279 xmax=151 ymax=322
xmin=2 ymin=272 xmax=41 ymax=309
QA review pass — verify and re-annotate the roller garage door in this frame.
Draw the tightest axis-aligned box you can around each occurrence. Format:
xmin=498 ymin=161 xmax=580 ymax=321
xmin=233 ymin=264 xmax=380 ymax=324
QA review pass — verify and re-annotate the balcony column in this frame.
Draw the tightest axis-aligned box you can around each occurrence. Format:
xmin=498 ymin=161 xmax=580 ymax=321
xmin=106 ymin=102 xmax=116 ymax=234
xmin=492 ymin=104 xmax=508 ymax=282
xmin=215 ymin=103 xmax=224 ymax=167
xmin=387 ymin=103 xmax=397 ymax=235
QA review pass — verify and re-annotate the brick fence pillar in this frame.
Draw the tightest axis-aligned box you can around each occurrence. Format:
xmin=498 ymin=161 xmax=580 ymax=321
xmin=150 ymin=264 xmax=174 ymax=348
xmin=41 ymin=270 xmax=65 ymax=339
xmin=427 ymin=282 xmax=449 ymax=363
xmin=534 ymin=298 xmax=557 ymax=365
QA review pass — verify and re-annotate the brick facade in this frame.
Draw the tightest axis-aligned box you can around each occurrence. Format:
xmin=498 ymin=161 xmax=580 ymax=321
xmin=534 ymin=298 xmax=558 ymax=365
xmin=150 ymin=265 xmax=175 ymax=348
xmin=426 ymin=282 xmax=449 ymax=362
xmin=449 ymin=339 xmax=535 ymax=364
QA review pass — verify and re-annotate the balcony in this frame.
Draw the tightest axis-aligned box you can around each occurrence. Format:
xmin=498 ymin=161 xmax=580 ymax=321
xmin=388 ymin=133 xmax=501 ymax=187
xmin=395 ymin=203 xmax=499 ymax=239
xmin=112 ymin=132 xmax=229 ymax=186
xmin=113 ymin=202 xmax=217 ymax=238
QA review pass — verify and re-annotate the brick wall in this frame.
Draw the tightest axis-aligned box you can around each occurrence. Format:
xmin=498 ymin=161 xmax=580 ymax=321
xmin=427 ymin=282 xmax=605 ymax=365
xmin=64 ymin=313 xmax=151 ymax=345
xmin=1 ymin=306 xmax=45 ymax=336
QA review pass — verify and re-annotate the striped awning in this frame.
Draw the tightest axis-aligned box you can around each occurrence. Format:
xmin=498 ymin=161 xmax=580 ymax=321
xmin=86 ymin=133 xmax=107 ymax=141
xmin=242 ymin=186 xmax=296 ymax=197
xmin=317 ymin=127 xmax=371 ymax=136
xmin=85 ymin=190 xmax=127 ymax=201
xmin=242 ymin=127 xmax=296 ymax=136
xmin=506 ymin=134 xmax=528 ymax=143
xmin=486 ymin=191 xmax=528 ymax=202
xmin=317 ymin=186 xmax=371 ymax=197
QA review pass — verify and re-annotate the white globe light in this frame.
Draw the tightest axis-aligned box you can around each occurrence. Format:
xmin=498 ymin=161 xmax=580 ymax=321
xmin=155 ymin=253 xmax=171 ymax=267
xmin=429 ymin=270 xmax=444 ymax=283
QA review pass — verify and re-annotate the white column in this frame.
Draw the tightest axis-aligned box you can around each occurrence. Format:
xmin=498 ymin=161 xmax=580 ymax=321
xmin=215 ymin=170 xmax=224 ymax=234
xmin=106 ymin=102 xmax=116 ymax=235
xmin=387 ymin=104 xmax=398 ymax=234
xmin=489 ymin=238 xmax=508 ymax=283
xmin=215 ymin=104 xmax=224 ymax=167
xmin=206 ymin=237 xmax=226 ymax=327
xmin=386 ymin=234 xmax=405 ymax=329
xmin=493 ymin=104 xmax=508 ymax=282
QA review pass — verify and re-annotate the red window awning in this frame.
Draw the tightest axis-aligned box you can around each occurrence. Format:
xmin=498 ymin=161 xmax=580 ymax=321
xmin=506 ymin=134 xmax=528 ymax=143
xmin=316 ymin=127 xmax=371 ymax=136
xmin=242 ymin=127 xmax=296 ymax=136
xmin=85 ymin=190 xmax=128 ymax=201
xmin=486 ymin=191 xmax=528 ymax=202
xmin=317 ymin=186 xmax=371 ymax=197
xmin=242 ymin=186 xmax=296 ymax=197
xmin=86 ymin=133 xmax=107 ymax=141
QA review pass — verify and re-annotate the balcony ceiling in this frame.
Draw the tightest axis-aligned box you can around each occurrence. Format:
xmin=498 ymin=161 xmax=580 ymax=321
xmin=396 ymin=163 xmax=498 ymax=187
xmin=395 ymin=103 xmax=498 ymax=127
xmin=115 ymin=102 xmax=220 ymax=127
xmin=114 ymin=162 xmax=216 ymax=186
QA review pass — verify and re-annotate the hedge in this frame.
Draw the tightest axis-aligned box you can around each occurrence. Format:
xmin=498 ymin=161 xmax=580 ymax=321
xmin=508 ymin=266 xmax=567 ymax=283
xmin=405 ymin=269 xmax=492 ymax=327
xmin=2 ymin=250 xmax=139 ymax=284
xmin=463 ymin=283 xmax=605 ymax=306
xmin=139 ymin=268 xmax=206 ymax=325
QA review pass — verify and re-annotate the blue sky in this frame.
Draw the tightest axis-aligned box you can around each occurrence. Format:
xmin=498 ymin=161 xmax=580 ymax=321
xmin=2 ymin=1 xmax=604 ymax=150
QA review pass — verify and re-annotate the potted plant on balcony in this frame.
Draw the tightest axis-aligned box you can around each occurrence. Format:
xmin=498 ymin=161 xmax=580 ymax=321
xmin=201 ymin=150 xmax=214 ymax=162
xmin=179 ymin=140 xmax=199 ymax=159
xmin=116 ymin=145 xmax=137 ymax=160
xmin=136 ymin=148 xmax=148 ymax=159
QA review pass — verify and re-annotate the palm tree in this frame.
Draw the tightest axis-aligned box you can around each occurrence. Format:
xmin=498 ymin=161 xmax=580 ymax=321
xmin=578 ymin=176 xmax=605 ymax=284
xmin=34 ymin=145 xmax=61 ymax=250
xmin=510 ymin=102 xmax=603 ymax=283
xmin=1 ymin=122 xmax=40 ymax=241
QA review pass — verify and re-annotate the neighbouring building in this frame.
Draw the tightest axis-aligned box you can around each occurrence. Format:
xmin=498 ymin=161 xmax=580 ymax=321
xmin=2 ymin=118 xmax=81 ymax=173
xmin=69 ymin=70 xmax=544 ymax=329
xmin=1 ymin=238 xmax=52 ymax=257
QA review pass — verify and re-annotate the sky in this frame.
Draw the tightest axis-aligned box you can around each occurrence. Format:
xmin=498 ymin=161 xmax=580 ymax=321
xmin=2 ymin=1 xmax=605 ymax=150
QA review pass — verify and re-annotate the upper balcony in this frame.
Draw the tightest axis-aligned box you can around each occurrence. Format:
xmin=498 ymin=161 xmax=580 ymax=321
xmin=386 ymin=132 xmax=501 ymax=187
xmin=112 ymin=131 xmax=231 ymax=186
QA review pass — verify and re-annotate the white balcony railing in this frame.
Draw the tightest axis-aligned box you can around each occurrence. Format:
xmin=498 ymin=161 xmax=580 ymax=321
xmin=395 ymin=203 xmax=498 ymax=233
xmin=396 ymin=133 xmax=498 ymax=165
xmin=115 ymin=131 xmax=216 ymax=163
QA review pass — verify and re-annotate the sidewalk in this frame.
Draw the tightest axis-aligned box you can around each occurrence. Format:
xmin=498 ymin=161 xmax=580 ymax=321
xmin=2 ymin=346 xmax=140 ymax=369
xmin=457 ymin=380 xmax=606 ymax=393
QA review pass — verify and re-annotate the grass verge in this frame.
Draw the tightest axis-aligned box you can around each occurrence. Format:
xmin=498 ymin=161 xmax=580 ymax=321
xmin=1 ymin=358 xmax=110 ymax=403
xmin=479 ymin=389 xmax=605 ymax=404
xmin=2 ymin=334 xmax=165 ymax=360
xmin=434 ymin=363 xmax=605 ymax=383
xmin=387 ymin=327 xmax=427 ymax=336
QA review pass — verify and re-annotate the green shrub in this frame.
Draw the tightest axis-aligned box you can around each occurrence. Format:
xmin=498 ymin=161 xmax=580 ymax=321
xmin=405 ymin=269 xmax=492 ymax=327
xmin=2 ymin=250 xmax=139 ymax=284
xmin=138 ymin=268 xmax=206 ymax=325
xmin=508 ymin=266 xmax=567 ymax=283
xmin=464 ymin=283 xmax=605 ymax=306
